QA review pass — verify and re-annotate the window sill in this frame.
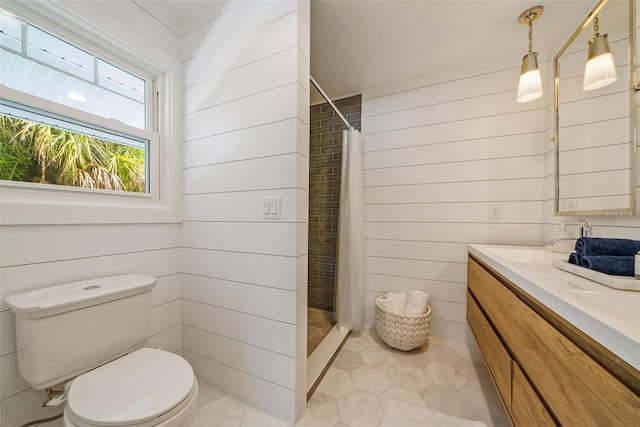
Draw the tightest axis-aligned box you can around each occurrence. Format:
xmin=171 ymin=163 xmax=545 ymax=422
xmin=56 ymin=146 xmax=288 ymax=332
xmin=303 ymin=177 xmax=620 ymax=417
xmin=0 ymin=182 xmax=181 ymax=225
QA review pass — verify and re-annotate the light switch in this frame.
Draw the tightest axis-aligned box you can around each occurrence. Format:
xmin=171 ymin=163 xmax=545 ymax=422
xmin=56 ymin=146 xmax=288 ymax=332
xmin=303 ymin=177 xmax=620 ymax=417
xmin=271 ymin=197 xmax=281 ymax=218
xmin=262 ymin=197 xmax=272 ymax=219
xmin=262 ymin=197 xmax=281 ymax=219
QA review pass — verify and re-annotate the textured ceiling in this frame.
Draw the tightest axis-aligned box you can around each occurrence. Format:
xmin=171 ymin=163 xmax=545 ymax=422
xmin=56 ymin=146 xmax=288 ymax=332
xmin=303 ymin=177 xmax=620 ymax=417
xmin=310 ymin=0 xmax=593 ymax=102
xmin=136 ymin=0 xmax=595 ymax=102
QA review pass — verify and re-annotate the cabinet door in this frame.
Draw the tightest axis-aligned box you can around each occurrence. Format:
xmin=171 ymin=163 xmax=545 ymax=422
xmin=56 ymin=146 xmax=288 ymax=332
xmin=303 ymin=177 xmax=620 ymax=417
xmin=467 ymin=291 xmax=511 ymax=411
xmin=511 ymin=362 xmax=556 ymax=426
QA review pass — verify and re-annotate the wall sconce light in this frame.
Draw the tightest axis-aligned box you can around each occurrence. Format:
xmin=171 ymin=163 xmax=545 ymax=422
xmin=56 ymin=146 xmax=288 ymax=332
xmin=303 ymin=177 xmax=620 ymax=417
xmin=517 ymin=6 xmax=544 ymax=103
xmin=582 ymin=15 xmax=617 ymax=91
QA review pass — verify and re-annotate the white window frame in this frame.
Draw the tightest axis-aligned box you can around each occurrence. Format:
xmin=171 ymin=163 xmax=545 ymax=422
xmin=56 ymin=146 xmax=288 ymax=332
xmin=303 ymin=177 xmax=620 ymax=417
xmin=0 ymin=1 xmax=181 ymax=225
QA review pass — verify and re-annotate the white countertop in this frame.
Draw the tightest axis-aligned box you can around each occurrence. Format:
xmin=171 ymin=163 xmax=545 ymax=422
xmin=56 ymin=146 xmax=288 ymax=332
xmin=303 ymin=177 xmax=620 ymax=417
xmin=468 ymin=244 xmax=640 ymax=371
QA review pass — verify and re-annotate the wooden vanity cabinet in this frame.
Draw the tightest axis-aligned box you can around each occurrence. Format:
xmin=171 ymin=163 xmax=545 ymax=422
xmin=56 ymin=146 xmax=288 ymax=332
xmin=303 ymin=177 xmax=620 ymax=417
xmin=467 ymin=292 xmax=512 ymax=410
xmin=467 ymin=256 xmax=640 ymax=426
xmin=511 ymin=362 xmax=555 ymax=426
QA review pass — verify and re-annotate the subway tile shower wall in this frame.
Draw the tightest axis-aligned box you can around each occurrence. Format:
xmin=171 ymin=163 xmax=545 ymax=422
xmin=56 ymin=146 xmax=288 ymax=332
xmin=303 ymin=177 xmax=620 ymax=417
xmin=308 ymin=95 xmax=362 ymax=312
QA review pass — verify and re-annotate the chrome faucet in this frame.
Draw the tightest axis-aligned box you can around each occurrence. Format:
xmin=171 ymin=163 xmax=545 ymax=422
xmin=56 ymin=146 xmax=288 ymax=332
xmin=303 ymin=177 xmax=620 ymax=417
xmin=563 ymin=220 xmax=592 ymax=237
xmin=547 ymin=236 xmax=574 ymax=246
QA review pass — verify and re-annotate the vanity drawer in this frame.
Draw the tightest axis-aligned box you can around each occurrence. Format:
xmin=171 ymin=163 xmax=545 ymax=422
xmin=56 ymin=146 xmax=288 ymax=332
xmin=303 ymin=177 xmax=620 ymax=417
xmin=467 ymin=291 xmax=511 ymax=411
xmin=468 ymin=257 xmax=640 ymax=426
xmin=511 ymin=362 xmax=556 ymax=426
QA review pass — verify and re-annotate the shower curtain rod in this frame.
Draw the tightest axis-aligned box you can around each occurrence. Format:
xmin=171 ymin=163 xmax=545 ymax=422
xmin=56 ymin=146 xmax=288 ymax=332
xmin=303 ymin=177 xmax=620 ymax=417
xmin=310 ymin=76 xmax=354 ymax=131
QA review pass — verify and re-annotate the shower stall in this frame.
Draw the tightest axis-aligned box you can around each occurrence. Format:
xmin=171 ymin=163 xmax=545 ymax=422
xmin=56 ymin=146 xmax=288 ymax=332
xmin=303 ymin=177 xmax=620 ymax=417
xmin=306 ymin=77 xmax=363 ymax=394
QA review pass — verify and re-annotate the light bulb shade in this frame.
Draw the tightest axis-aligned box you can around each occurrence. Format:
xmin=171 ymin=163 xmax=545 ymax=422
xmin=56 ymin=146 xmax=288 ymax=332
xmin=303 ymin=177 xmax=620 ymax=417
xmin=517 ymin=52 xmax=543 ymax=103
xmin=583 ymin=34 xmax=617 ymax=91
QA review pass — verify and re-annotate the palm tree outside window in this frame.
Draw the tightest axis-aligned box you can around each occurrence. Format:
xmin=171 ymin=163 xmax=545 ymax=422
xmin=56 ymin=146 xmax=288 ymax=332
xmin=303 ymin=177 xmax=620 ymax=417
xmin=0 ymin=7 xmax=152 ymax=193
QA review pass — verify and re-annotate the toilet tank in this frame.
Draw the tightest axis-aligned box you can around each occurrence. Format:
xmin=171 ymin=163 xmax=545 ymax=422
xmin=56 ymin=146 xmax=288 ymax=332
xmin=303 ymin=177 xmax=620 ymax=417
xmin=5 ymin=274 xmax=156 ymax=390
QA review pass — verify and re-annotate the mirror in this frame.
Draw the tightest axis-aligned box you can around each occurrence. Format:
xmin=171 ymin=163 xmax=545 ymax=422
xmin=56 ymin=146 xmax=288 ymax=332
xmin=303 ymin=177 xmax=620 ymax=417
xmin=554 ymin=0 xmax=635 ymax=216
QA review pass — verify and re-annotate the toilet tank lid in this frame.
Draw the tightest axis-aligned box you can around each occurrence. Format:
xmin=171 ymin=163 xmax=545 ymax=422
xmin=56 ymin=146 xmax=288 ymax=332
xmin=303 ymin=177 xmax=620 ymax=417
xmin=5 ymin=274 xmax=156 ymax=318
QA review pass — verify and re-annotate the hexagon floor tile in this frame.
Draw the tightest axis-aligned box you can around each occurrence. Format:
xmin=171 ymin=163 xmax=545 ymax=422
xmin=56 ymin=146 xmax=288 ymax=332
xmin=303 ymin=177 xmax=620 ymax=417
xmin=32 ymin=331 xmax=509 ymax=427
xmin=191 ymin=330 xmax=508 ymax=426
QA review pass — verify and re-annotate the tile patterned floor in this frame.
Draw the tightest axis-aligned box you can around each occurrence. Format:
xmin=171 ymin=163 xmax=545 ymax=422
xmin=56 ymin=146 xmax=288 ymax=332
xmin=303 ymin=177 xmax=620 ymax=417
xmin=36 ymin=330 xmax=509 ymax=427
xmin=190 ymin=330 xmax=510 ymax=427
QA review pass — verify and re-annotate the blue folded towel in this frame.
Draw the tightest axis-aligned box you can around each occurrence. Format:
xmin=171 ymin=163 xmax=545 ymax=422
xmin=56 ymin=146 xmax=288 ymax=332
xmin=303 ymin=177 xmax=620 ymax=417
xmin=579 ymin=255 xmax=635 ymax=277
xmin=568 ymin=240 xmax=637 ymax=276
xmin=568 ymin=252 xmax=581 ymax=265
xmin=574 ymin=237 xmax=640 ymax=257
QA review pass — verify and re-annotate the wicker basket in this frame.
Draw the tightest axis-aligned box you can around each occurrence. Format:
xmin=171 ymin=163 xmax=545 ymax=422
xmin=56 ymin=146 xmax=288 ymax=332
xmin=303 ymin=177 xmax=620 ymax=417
xmin=375 ymin=295 xmax=431 ymax=351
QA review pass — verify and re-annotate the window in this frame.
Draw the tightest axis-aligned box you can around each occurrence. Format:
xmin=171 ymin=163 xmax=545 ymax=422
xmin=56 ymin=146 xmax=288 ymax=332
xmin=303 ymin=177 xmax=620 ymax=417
xmin=0 ymin=100 xmax=148 ymax=192
xmin=0 ymin=7 xmax=155 ymax=194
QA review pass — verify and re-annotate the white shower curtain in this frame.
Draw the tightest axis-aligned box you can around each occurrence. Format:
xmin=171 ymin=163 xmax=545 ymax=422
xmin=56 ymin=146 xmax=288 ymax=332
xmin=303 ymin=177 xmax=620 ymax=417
xmin=335 ymin=128 xmax=364 ymax=331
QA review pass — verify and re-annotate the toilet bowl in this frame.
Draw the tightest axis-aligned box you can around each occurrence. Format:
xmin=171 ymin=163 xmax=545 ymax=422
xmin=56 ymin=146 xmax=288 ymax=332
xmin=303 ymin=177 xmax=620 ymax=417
xmin=63 ymin=348 xmax=198 ymax=427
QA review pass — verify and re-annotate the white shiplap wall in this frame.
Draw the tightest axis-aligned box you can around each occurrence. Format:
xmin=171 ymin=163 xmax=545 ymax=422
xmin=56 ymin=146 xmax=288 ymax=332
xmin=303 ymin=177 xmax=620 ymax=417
xmin=180 ymin=0 xmax=309 ymax=422
xmin=0 ymin=1 xmax=184 ymax=426
xmin=362 ymin=4 xmax=640 ymax=344
xmin=361 ymin=61 xmax=548 ymax=341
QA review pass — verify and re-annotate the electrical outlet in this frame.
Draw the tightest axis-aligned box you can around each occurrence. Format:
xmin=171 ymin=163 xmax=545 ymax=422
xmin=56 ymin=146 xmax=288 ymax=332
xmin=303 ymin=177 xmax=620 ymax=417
xmin=489 ymin=204 xmax=502 ymax=219
xmin=564 ymin=199 xmax=578 ymax=212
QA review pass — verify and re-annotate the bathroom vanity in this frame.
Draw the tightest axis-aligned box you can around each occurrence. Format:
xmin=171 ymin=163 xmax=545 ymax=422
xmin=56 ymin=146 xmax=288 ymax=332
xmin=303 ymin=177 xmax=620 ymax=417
xmin=467 ymin=245 xmax=640 ymax=426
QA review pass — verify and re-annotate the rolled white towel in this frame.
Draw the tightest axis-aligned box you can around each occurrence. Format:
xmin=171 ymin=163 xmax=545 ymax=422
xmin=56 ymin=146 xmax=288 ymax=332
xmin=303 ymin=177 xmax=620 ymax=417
xmin=378 ymin=292 xmax=407 ymax=315
xmin=395 ymin=293 xmax=406 ymax=315
xmin=404 ymin=290 xmax=430 ymax=315
xmin=377 ymin=292 xmax=396 ymax=311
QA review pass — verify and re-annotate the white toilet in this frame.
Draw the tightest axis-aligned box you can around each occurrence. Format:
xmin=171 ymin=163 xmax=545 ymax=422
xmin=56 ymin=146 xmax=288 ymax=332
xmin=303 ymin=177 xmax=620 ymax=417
xmin=6 ymin=274 xmax=199 ymax=427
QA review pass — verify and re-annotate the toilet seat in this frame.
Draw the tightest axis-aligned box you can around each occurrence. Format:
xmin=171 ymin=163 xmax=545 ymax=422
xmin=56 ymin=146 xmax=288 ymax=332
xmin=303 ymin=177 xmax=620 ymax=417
xmin=64 ymin=348 xmax=197 ymax=427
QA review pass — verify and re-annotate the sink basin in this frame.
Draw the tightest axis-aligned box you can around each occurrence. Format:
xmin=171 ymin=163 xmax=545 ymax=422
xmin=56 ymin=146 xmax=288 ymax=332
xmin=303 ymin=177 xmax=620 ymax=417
xmin=481 ymin=246 xmax=549 ymax=264
xmin=569 ymin=285 xmax=640 ymax=330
